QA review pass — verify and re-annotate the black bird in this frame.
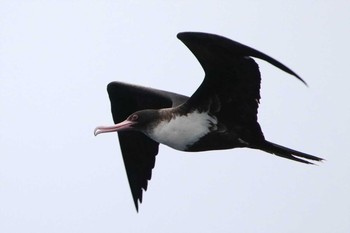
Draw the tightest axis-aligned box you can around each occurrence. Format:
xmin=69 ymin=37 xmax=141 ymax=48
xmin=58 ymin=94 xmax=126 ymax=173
xmin=94 ymin=32 xmax=323 ymax=211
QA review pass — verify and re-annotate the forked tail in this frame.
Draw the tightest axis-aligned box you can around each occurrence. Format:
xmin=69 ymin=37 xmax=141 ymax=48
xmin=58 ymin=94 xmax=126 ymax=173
xmin=257 ymin=140 xmax=323 ymax=164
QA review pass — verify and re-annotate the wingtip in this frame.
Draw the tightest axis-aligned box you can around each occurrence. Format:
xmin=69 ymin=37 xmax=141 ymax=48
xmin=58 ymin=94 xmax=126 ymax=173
xmin=133 ymin=199 xmax=139 ymax=213
xmin=291 ymin=73 xmax=308 ymax=87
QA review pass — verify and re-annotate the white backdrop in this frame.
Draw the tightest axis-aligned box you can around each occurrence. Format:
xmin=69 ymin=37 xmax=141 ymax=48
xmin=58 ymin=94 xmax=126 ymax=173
xmin=1 ymin=1 xmax=349 ymax=233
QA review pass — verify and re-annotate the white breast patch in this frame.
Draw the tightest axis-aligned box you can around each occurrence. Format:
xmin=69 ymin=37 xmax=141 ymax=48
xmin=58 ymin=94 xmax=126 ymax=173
xmin=147 ymin=111 xmax=218 ymax=151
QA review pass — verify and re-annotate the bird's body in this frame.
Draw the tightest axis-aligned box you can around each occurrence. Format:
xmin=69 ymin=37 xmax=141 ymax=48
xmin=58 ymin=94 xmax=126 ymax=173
xmin=94 ymin=32 xmax=323 ymax=211
xmin=148 ymin=109 xmax=218 ymax=151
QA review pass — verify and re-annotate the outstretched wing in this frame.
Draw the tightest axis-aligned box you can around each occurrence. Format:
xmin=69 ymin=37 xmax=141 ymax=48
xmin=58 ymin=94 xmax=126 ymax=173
xmin=107 ymin=82 xmax=188 ymax=211
xmin=177 ymin=32 xmax=305 ymax=143
xmin=178 ymin=32 xmax=305 ymax=85
xmin=176 ymin=32 xmax=323 ymax=164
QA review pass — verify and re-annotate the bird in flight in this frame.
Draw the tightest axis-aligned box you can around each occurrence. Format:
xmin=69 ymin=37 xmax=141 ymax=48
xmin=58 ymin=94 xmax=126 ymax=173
xmin=94 ymin=32 xmax=323 ymax=211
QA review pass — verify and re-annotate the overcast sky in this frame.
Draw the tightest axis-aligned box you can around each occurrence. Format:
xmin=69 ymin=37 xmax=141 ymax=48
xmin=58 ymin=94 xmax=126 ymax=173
xmin=1 ymin=1 xmax=350 ymax=233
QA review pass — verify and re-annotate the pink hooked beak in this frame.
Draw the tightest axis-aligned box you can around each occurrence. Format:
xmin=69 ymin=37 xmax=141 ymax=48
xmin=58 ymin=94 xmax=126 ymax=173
xmin=94 ymin=120 xmax=135 ymax=136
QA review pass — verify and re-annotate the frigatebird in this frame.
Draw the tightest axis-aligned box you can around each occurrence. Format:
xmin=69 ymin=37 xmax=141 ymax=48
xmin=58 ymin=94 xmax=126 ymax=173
xmin=94 ymin=32 xmax=323 ymax=211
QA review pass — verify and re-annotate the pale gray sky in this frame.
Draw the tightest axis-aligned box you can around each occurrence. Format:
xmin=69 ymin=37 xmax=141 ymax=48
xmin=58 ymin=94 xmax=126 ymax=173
xmin=1 ymin=1 xmax=349 ymax=233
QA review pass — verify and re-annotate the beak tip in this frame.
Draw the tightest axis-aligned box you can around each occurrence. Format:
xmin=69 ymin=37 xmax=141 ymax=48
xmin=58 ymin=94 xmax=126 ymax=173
xmin=93 ymin=128 xmax=99 ymax=136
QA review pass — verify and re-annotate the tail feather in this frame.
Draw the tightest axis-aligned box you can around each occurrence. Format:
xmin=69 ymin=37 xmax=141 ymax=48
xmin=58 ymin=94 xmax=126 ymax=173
xmin=257 ymin=140 xmax=323 ymax=164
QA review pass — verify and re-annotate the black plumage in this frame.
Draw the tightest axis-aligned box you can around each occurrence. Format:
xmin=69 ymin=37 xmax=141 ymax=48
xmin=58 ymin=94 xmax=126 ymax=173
xmin=95 ymin=32 xmax=323 ymax=211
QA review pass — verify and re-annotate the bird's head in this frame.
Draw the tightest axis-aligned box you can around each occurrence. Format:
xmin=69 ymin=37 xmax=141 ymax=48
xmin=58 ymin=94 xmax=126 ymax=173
xmin=94 ymin=109 xmax=160 ymax=136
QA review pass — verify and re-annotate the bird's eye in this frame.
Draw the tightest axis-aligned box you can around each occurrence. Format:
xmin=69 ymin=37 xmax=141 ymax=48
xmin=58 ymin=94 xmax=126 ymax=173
xmin=130 ymin=114 xmax=138 ymax=121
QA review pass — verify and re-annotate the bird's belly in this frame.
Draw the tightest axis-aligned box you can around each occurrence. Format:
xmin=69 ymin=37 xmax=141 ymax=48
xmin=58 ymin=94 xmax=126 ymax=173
xmin=147 ymin=111 xmax=218 ymax=151
xmin=186 ymin=132 xmax=245 ymax=152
